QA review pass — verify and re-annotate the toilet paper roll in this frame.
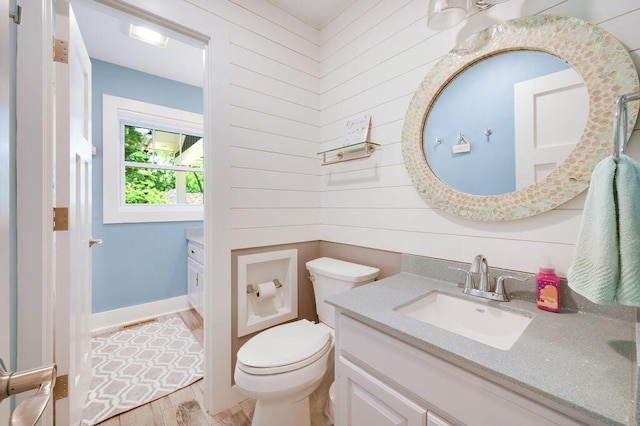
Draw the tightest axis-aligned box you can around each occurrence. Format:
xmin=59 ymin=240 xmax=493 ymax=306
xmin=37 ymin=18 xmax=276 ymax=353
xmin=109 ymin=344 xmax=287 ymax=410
xmin=255 ymin=281 xmax=277 ymax=303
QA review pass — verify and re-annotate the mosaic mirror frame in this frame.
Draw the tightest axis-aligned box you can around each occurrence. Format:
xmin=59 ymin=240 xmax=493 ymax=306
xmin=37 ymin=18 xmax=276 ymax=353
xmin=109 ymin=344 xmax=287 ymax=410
xmin=402 ymin=15 xmax=639 ymax=221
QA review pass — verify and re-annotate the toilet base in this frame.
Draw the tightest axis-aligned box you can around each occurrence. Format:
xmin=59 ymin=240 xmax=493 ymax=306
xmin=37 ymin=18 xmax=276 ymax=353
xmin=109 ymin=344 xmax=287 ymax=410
xmin=324 ymin=381 xmax=335 ymax=425
xmin=252 ymin=396 xmax=310 ymax=426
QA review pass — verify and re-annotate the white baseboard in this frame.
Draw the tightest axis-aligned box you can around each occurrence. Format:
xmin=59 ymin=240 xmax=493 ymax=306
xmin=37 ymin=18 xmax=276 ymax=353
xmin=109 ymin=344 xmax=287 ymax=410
xmin=92 ymin=295 xmax=191 ymax=333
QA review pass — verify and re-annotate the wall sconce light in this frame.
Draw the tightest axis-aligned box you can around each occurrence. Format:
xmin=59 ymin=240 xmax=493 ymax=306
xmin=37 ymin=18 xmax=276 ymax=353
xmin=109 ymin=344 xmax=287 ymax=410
xmin=427 ymin=0 xmax=509 ymax=29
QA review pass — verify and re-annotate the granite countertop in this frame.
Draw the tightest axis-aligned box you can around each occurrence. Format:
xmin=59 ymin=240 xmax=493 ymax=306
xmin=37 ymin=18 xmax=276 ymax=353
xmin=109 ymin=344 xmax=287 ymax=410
xmin=327 ymin=272 xmax=637 ymax=425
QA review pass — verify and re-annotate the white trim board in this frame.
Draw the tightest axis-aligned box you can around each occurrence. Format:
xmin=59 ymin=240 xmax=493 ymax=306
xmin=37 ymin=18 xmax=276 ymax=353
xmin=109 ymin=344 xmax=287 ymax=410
xmin=91 ymin=295 xmax=191 ymax=333
xmin=16 ymin=1 xmax=55 ymax=424
xmin=0 ymin=0 xmax=10 ymax=422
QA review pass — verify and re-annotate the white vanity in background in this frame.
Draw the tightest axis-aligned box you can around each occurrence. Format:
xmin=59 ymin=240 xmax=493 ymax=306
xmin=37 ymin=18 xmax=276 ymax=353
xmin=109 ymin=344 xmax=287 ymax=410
xmin=186 ymin=229 xmax=204 ymax=316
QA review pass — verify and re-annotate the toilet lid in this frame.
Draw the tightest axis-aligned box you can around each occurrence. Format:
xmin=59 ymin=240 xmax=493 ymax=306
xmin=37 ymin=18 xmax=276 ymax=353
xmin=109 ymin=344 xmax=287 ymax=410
xmin=306 ymin=257 xmax=380 ymax=283
xmin=237 ymin=319 xmax=331 ymax=369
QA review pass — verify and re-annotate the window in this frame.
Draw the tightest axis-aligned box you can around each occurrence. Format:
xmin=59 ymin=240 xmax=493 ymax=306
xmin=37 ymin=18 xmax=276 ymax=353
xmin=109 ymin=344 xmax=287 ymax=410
xmin=103 ymin=95 xmax=204 ymax=223
xmin=123 ymin=125 xmax=204 ymax=205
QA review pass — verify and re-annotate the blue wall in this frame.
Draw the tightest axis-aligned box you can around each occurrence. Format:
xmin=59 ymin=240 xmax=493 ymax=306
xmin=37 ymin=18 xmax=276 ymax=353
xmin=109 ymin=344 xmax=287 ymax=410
xmin=424 ymin=51 xmax=570 ymax=195
xmin=91 ymin=59 xmax=203 ymax=313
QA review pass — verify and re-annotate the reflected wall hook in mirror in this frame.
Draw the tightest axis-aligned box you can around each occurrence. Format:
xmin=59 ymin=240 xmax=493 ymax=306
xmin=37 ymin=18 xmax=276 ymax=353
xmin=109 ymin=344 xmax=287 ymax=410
xmin=453 ymin=133 xmax=471 ymax=154
xmin=484 ymin=128 xmax=492 ymax=143
xmin=458 ymin=133 xmax=470 ymax=144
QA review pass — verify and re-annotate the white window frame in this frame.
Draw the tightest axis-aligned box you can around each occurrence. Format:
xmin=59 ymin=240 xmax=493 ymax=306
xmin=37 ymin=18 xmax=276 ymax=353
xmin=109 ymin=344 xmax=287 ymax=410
xmin=103 ymin=94 xmax=204 ymax=223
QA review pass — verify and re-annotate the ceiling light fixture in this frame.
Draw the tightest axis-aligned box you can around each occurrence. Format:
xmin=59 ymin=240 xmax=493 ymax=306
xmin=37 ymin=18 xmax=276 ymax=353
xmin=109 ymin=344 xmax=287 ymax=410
xmin=427 ymin=0 xmax=510 ymax=29
xmin=129 ymin=24 xmax=169 ymax=48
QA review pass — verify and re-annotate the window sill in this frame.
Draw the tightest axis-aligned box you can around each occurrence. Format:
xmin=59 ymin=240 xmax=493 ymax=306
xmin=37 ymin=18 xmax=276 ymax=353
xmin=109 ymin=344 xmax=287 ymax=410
xmin=103 ymin=204 xmax=204 ymax=224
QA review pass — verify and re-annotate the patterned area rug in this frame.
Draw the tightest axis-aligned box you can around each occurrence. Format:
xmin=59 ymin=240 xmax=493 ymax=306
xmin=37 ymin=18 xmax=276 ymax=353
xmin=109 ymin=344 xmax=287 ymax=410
xmin=81 ymin=316 xmax=204 ymax=425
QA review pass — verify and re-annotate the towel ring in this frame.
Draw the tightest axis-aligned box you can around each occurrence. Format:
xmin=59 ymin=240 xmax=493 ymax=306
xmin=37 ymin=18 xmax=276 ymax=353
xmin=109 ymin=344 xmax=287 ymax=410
xmin=613 ymin=91 xmax=640 ymax=160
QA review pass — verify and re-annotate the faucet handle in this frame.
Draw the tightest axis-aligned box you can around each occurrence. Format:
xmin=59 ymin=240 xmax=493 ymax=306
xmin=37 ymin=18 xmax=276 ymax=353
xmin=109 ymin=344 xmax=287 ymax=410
xmin=495 ymin=275 xmax=528 ymax=301
xmin=449 ymin=267 xmax=474 ymax=290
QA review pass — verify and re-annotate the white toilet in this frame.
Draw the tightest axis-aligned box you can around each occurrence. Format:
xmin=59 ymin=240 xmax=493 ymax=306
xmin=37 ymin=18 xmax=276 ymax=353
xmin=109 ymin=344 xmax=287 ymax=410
xmin=234 ymin=257 xmax=380 ymax=426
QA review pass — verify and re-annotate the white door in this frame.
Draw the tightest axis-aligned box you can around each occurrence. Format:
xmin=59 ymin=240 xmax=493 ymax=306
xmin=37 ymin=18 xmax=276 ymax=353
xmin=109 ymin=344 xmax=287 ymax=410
xmin=54 ymin=2 xmax=94 ymax=424
xmin=514 ymin=68 xmax=588 ymax=188
xmin=0 ymin=0 xmax=11 ymax=422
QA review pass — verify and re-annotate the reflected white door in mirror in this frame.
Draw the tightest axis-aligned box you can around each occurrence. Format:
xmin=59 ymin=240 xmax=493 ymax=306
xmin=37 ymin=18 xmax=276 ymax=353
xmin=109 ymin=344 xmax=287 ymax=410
xmin=402 ymin=15 xmax=639 ymax=221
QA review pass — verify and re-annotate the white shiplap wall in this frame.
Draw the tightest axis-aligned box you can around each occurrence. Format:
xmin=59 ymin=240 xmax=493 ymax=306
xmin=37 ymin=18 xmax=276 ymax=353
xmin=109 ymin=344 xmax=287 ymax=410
xmin=216 ymin=0 xmax=639 ymax=275
xmin=317 ymin=0 xmax=640 ymax=274
xmin=184 ymin=0 xmax=323 ymax=249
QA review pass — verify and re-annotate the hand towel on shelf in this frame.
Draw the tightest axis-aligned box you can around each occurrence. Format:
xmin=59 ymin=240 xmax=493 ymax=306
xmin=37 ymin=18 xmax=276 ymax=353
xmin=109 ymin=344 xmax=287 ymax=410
xmin=567 ymin=157 xmax=619 ymax=304
xmin=614 ymin=154 xmax=640 ymax=306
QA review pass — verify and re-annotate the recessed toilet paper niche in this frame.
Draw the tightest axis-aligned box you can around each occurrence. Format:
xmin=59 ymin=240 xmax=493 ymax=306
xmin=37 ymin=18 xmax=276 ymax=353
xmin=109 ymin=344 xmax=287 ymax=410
xmin=238 ymin=249 xmax=298 ymax=337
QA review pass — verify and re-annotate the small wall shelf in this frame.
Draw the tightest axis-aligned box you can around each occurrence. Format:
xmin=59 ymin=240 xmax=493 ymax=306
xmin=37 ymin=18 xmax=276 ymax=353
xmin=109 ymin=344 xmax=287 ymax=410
xmin=318 ymin=141 xmax=380 ymax=166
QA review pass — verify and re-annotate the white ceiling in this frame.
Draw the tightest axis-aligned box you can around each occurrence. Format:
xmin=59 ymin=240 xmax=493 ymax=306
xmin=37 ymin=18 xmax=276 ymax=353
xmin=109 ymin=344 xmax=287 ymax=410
xmin=73 ymin=0 xmax=204 ymax=87
xmin=267 ymin=0 xmax=358 ymax=29
xmin=72 ymin=0 xmax=354 ymax=87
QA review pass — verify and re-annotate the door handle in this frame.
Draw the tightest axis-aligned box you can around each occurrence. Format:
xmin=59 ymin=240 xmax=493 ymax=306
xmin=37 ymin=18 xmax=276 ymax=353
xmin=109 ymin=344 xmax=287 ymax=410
xmin=0 ymin=360 xmax=57 ymax=426
xmin=89 ymin=238 xmax=103 ymax=247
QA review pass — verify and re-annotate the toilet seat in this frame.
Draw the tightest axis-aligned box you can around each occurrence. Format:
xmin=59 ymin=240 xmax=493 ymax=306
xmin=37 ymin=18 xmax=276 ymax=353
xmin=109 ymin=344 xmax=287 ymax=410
xmin=237 ymin=319 xmax=332 ymax=375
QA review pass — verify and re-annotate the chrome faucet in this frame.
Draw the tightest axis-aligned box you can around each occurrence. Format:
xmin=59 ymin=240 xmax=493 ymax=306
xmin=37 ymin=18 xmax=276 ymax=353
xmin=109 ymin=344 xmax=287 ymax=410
xmin=470 ymin=254 xmax=490 ymax=292
xmin=450 ymin=255 xmax=527 ymax=302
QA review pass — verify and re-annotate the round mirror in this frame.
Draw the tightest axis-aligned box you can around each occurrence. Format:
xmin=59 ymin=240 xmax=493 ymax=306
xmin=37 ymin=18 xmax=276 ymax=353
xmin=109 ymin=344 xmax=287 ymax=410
xmin=403 ymin=15 xmax=639 ymax=221
xmin=424 ymin=51 xmax=587 ymax=196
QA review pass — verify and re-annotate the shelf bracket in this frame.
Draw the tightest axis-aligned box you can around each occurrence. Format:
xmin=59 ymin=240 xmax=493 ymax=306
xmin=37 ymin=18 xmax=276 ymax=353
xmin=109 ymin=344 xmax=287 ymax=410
xmin=318 ymin=141 xmax=380 ymax=166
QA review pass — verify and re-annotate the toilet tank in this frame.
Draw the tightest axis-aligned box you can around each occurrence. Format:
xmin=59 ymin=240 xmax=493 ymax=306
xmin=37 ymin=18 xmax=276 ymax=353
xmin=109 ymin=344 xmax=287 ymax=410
xmin=306 ymin=257 xmax=380 ymax=328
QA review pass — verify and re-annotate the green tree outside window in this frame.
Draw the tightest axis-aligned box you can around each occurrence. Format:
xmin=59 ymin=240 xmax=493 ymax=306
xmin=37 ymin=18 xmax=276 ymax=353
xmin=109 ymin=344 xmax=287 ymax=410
xmin=123 ymin=125 xmax=204 ymax=204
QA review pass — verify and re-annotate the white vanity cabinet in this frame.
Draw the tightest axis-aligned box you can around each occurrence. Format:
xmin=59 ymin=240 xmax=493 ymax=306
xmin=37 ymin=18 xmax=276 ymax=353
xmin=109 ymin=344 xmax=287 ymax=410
xmin=339 ymin=355 xmax=428 ymax=425
xmin=187 ymin=241 xmax=204 ymax=316
xmin=335 ymin=313 xmax=583 ymax=426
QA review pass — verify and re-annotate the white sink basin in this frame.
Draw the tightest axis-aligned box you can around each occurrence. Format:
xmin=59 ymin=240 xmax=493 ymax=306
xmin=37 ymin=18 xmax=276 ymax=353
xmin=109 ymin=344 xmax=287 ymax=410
xmin=395 ymin=292 xmax=532 ymax=350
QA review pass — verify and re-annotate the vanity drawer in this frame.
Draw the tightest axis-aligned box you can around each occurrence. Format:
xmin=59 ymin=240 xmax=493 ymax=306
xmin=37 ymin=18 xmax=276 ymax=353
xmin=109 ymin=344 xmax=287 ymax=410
xmin=337 ymin=356 xmax=427 ymax=426
xmin=187 ymin=242 xmax=203 ymax=263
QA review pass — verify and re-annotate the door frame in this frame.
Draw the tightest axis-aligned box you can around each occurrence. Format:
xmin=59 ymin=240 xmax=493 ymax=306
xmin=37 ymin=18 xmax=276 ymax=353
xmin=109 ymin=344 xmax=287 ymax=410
xmin=95 ymin=0 xmax=243 ymax=413
xmin=16 ymin=0 xmax=241 ymax=420
xmin=15 ymin=2 xmax=55 ymax=425
xmin=0 ymin=0 xmax=12 ymax=422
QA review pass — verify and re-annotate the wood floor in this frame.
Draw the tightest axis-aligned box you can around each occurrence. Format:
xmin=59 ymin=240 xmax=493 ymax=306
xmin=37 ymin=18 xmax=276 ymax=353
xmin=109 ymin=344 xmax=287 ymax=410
xmin=93 ymin=309 xmax=332 ymax=425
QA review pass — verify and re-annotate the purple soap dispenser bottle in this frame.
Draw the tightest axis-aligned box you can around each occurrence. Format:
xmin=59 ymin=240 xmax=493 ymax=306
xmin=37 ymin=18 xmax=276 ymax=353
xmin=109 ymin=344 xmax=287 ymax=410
xmin=536 ymin=259 xmax=560 ymax=313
